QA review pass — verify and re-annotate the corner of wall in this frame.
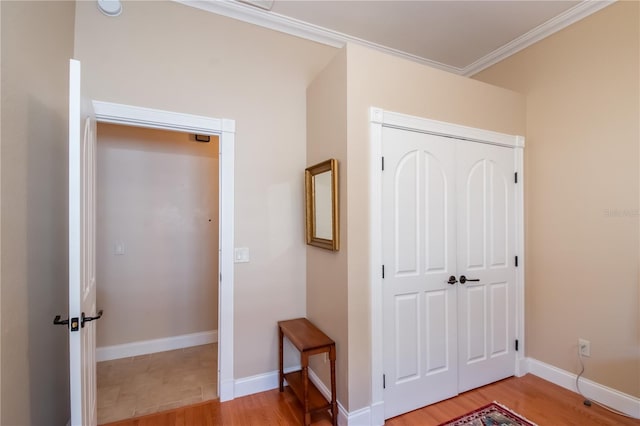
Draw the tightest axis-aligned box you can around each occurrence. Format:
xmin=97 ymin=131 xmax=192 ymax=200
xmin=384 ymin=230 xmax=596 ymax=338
xmin=306 ymin=46 xmax=350 ymax=410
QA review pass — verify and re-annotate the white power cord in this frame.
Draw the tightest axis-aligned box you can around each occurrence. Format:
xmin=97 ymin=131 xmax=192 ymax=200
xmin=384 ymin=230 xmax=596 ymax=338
xmin=575 ymin=344 xmax=636 ymax=419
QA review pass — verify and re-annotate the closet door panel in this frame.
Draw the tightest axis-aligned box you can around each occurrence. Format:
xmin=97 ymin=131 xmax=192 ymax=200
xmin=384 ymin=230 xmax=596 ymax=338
xmin=382 ymin=127 xmax=458 ymax=419
xmin=457 ymin=141 xmax=516 ymax=393
xmin=381 ymin=126 xmax=517 ymax=418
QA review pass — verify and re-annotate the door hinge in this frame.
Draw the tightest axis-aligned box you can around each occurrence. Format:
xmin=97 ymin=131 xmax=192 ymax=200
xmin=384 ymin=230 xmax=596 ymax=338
xmin=515 ymin=339 xmax=519 ymax=351
xmin=382 ymin=156 xmax=385 ymax=171
xmin=383 ymin=374 xmax=386 ymax=389
xmin=382 ymin=265 xmax=385 ymax=279
xmin=515 ymin=172 xmax=518 ymax=183
xmin=220 ymin=272 xmax=222 ymax=282
xmin=515 ymin=256 xmax=519 ymax=267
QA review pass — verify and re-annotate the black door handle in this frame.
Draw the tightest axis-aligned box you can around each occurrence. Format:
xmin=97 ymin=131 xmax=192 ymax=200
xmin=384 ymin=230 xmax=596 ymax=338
xmin=54 ymin=315 xmax=80 ymax=331
xmin=447 ymin=275 xmax=458 ymax=285
xmin=459 ymin=275 xmax=480 ymax=284
xmin=81 ymin=310 xmax=103 ymax=328
xmin=53 ymin=315 xmax=69 ymax=326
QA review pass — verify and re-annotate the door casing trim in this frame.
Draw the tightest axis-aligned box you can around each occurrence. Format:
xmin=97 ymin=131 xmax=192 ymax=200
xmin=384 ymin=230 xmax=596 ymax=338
xmin=93 ymin=101 xmax=236 ymax=402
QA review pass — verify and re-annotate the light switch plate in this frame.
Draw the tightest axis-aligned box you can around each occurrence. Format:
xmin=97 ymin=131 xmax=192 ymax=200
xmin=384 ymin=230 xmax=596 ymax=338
xmin=234 ymin=247 xmax=250 ymax=263
xmin=114 ymin=242 xmax=125 ymax=255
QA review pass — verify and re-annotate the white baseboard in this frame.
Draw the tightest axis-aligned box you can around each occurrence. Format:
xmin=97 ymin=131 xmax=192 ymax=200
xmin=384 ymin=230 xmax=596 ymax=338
xmin=212 ymin=355 xmax=640 ymax=422
xmin=96 ymin=330 xmax=218 ymax=362
xmin=528 ymin=358 xmax=640 ymax=419
xmin=233 ymin=365 xmax=300 ymax=398
xmin=233 ymin=369 xmax=279 ymax=398
xmin=307 ymin=368 xmax=350 ymax=425
xmin=515 ymin=356 xmax=530 ymax=377
xmin=347 ymin=406 xmax=374 ymax=426
xmin=307 ymin=368 xmax=374 ymax=426
xmin=233 ymin=366 xmax=370 ymax=425
xmin=369 ymin=401 xmax=384 ymax=426
xmin=219 ymin=378 xmax=235 ymax=402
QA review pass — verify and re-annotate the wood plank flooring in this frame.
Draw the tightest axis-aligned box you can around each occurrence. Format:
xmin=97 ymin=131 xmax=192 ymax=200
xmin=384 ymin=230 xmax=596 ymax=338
xmin=103 ymin=374 xmax=640 ymax=425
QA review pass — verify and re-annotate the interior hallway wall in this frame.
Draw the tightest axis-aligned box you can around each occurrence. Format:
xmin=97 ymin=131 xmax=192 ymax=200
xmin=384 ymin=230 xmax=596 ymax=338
xmin=96 ymin=123 xmax=218 ymax=348
xmin=306 ymin=49 xmax=349 ymax=407
xmin=0 ymin=1 xmax=75 ymax=424
xmin=74 ymin=1 xmax=338 ymax=379
xmin=474 ymin=1 xmax=639 ymax=397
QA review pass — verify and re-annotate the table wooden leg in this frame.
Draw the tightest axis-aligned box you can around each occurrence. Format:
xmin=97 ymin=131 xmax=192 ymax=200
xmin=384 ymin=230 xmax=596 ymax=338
xmin=278 ymin=327 xmax=284 ymax=392
xmin=302 ymin=353 xmax=310 ymax=426
xmin=329 ymin=345 xmax=337 ymax=426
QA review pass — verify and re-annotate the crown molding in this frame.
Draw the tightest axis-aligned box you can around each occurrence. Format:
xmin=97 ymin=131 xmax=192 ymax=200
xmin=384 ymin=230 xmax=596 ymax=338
xmin=176 ymin=0 xmax=344 ymax=48
xmin=176 ymin=0 xmax=614 ymax=78
xmin=175 ymin=0 xmax=463 ymax=74
xmin=463 ymin=0 xmax=615 ymax=76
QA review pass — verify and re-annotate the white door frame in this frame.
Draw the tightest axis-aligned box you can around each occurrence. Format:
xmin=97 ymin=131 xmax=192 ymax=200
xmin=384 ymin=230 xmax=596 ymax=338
xmin=368 ymin=107 xmax=525 ymax=425
xmin=92 ymin=101 xmax=236 ymax=402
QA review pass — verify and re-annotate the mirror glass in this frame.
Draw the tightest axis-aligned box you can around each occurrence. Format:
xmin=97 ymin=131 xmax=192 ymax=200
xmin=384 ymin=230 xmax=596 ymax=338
xmin=305 ymin=159 xmax=339 ymax=251
xmin=313 ymin=171 xmax=332 ymax=240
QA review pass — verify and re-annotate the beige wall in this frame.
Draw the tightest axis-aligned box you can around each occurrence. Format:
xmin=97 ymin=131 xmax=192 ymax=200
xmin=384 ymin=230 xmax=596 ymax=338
xmin=474 ymin=1 xmax=639 ymax=397
xmin=306 ymin=50 xmax=349 ymax=407
xmin=4 ymin=1 xmax=630 ymax=421
xmin=0 ymin=1 xmax=75 ymax=424
xmin=74 ymin=0 xmax=338 ymax=378
xmin=345 ymin=43 xmax=526 ymax=410
xmin=306 ymin=43 xmax=525 ymax=411
xmin=96 ymin=123 xmax=218 ymax=347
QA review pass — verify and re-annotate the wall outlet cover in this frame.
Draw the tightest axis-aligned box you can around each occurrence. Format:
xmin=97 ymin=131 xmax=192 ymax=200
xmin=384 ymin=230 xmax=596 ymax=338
xmin=578 ymin=338 xmax=591 ymax=357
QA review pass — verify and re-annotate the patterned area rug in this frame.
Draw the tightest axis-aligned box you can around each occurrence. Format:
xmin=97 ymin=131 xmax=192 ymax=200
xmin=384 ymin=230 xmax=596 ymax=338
xmin=438 ymin=401 xmax=538 ymax=426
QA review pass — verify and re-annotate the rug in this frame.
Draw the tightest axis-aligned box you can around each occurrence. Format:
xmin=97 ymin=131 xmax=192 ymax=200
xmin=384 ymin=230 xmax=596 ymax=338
xmin=438 ymin=401 xmax=538 ymax=426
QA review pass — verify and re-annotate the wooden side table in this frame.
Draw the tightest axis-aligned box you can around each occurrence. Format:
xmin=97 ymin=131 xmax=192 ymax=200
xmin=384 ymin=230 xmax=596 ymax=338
xmin=278 ymin=318 xmax=337 ymax=426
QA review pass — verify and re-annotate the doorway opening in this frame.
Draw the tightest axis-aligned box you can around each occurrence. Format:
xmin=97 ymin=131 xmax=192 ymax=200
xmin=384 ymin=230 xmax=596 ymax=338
xmin=90 ymin=101 xmax=235 ymax=424
xmin=94 ymin=124 xmax=219 ymax=424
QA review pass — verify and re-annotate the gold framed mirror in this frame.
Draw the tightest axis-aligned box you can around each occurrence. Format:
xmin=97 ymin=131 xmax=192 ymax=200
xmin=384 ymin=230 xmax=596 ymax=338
xmin=305 ymin=159 xmax=339 ymax=251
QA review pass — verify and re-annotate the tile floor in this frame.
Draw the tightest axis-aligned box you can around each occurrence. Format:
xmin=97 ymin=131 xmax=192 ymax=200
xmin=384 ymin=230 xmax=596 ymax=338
xmin=97 ymin=343 xmax=218 ymax=425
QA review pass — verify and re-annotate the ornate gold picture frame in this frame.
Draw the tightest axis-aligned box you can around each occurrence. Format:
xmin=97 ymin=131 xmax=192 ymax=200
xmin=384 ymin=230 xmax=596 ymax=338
xmin=305 ymin=159 xmax=339 ymax=251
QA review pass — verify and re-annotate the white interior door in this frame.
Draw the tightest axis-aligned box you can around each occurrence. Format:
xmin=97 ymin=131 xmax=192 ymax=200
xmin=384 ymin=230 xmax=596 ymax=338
xmin=69 ymin=58 xmax=98 ymax=426
xmin=456 ymin=141 xmax=516 ymax=392
xmin=382 ymin=128 xmax=458 ymax=419
xmin=382 ymin=127 xmax=516 ymax=419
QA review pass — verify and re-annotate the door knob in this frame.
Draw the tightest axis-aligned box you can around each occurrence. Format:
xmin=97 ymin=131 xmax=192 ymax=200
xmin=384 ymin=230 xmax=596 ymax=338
xmin=459 ymin=275 xmax=480 ymax=284
xmin=81 ymin=310 xmax=103 ymax=328
xmin=447 ymin=275 xmax=458 ymax=285
xmin=53 ymin=315 xmax=69 ymax=326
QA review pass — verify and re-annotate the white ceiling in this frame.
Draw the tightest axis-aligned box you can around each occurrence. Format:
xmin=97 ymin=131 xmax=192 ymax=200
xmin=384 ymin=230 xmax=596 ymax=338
xmin=181 ymin=0 xmax=614 ymax=75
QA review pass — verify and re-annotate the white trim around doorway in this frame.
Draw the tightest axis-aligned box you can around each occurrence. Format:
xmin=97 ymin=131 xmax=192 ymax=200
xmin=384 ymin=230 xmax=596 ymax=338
xmin=93 ymin=101 xmax=236 ymax=402
xmin=368 ymin=107 xmax=525 ymax=425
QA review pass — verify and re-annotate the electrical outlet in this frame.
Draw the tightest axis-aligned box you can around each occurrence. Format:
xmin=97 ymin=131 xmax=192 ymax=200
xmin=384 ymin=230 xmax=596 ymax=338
xmin=578 ymin=338 xmax=591 ymax=357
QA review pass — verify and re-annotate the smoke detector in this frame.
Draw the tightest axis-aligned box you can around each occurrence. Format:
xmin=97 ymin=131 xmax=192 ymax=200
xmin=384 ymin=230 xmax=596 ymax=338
xmin=97 ymin=0 xmax=122 ymax=17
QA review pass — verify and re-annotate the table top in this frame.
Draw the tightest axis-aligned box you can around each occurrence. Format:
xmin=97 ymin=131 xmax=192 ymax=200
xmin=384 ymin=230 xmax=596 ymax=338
xmin=278 ymin=318 xmax=334 ymax=351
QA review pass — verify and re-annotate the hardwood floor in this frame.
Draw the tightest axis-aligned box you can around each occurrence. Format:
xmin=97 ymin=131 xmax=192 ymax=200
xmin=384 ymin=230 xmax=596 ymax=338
xmin=103 ymin=374 xmax=639 ymax=426
xmin=385 ymin=374 xmax=639 ymax=426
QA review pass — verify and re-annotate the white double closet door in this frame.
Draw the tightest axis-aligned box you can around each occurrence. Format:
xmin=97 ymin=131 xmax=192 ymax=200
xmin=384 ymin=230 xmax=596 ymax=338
xmin=382 ymin=127 xmax=517 ymax=419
